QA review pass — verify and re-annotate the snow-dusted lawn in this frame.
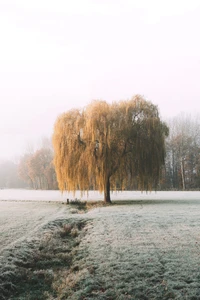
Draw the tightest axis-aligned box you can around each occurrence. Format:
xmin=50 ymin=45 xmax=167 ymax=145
xmin=0 ymin=189 xmax=200 ymax=201
xmin=75 ymin=199 xmax=200 ymax=299
xmin=1 ymin=191 xmax=200 ymax=299
xmin=0 ymin=201 xmax=70 ymax=255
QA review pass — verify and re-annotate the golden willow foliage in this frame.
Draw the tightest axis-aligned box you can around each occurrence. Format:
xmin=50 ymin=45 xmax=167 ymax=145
xmin=52 ymin=95 xmax=169 ymax=203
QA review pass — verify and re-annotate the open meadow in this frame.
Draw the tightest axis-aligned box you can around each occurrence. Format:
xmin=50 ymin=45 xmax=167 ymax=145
xmin=0 ymin=191 xmax=200 ymax=299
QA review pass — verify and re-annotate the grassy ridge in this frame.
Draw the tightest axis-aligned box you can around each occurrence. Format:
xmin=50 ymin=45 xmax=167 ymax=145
xmin=0 ymin=217 xmax=89 ymax=300
xmin=0 ymin=200 xmax=106 ymax=300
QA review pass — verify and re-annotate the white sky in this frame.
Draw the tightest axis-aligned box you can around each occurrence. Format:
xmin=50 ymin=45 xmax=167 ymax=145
xmin=0 ymin=0 xmax=200 ymax=159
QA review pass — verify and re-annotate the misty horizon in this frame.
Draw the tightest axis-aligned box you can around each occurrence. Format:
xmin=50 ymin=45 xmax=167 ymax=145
xmin=1 ymin=0 xmax=200 ymax=160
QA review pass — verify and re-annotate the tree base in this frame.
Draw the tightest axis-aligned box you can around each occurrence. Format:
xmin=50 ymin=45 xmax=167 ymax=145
xmin=104 ymin=198 xmax=112 ymax=204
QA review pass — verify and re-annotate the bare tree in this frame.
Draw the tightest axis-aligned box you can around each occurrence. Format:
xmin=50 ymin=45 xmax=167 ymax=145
xmin=165 ymin=113 xmax=200 ymax=190
xmin=18 ymin=147 xmax=58 ymax=190
xmin=18 ymin=154 xmax=34 ymax=188
xmin=28 ymin=148 xmax=56 ymax=189
xmin=53 ymin=96 xmax=168 ymax=203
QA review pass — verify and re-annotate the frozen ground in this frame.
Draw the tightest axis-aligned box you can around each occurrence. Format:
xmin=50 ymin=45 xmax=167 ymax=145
xmin=0 ymin=201 xmax=70 ymax=255
xmin=1 ymin=191 xmax=200 ymax=299
xmin=73 ymin=199 xmax=200 ymax=299
xmin=0 ymin=189 xmax=200 ymax=201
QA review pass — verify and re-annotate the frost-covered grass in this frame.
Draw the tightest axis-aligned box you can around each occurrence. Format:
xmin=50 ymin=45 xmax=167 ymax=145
xmin=0 ymin=216 xmax=88 ymax=300
xmin=73 ymin=200 xmax=200 ymax=299
xmin=1 ymin=197 xmax=200 ymax=299
xmin=1 ymin=189 xmax=200 ymax=202
xmin=0 ymin=201 xmax=70 ymax=253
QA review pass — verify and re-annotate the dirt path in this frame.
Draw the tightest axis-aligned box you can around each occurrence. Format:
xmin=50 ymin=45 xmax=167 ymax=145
xmin=0 ymin=201 xmax=69 ymax=254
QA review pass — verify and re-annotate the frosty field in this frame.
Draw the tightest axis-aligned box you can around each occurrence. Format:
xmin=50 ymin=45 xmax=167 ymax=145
xmin=1 ymin=189 xmax=200 ymax=201
xmin=0 ymin=201 xmax=70 ymax=254
xmin=79 ymin=199 xmax=200 ymax=299
xmin=1 ymin=190 xmax=200 ymax=299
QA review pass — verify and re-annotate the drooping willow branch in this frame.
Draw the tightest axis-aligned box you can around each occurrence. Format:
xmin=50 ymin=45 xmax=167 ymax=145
xmin=52 ymin=95 xmax=169 ymax=202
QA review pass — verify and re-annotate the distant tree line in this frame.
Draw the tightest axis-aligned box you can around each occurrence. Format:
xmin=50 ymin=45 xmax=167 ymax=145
xmin=18 ymin=146 xmax=58 ymax=190
xmin=160 ymin=113 xmax=200 ymax=190
xmin=0 ymin=139 xmax=58 ymax=190
xmin=1 ymin=112 xmax=200 ymax=192
xmin=0 ymin=160 xmax=26 ymax=188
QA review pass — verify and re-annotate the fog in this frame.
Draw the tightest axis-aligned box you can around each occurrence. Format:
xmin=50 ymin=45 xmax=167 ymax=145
xmin=0 ymin=0 xmax=200 ymax=159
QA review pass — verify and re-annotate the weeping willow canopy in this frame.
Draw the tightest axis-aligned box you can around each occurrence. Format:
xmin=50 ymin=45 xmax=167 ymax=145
xmin=52 ymin=95 xmax=168 ymax=203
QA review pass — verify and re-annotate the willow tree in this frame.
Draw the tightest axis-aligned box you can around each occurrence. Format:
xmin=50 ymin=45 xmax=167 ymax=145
xmin=53 ymin=95 xmax=168 ymax=203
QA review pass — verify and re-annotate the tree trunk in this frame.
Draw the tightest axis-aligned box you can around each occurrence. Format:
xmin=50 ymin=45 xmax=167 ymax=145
xmin=180 ymin=158 xmax=186 ymax=190
xmin=104 ymin=177 xmax=112 ymax=204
